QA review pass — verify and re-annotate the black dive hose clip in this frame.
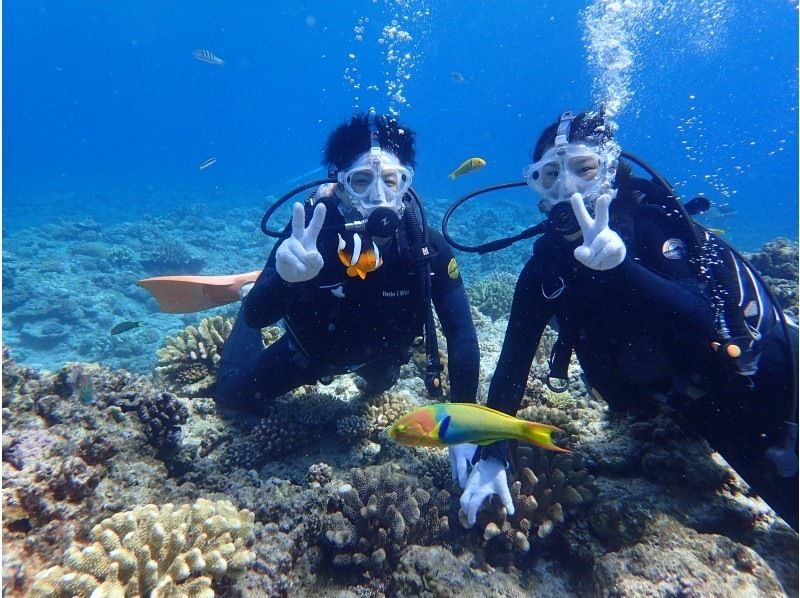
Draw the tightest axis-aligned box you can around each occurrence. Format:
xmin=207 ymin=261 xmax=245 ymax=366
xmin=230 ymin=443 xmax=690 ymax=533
xmin=424 ymin=358 xmax=443 ymax=397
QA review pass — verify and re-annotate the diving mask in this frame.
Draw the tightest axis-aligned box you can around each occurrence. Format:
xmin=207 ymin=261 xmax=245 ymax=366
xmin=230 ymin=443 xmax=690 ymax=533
xmin=524 ymin=143 xmax=608 ymax=206
xmin=338 ymin=150 xmax=413 ymax=218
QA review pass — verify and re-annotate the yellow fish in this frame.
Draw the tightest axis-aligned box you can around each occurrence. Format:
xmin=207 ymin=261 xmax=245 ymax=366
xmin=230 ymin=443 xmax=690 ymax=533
xmin=708 ymin=227 xmax=726 ymax=236
xmin=338 ymin=233 xmax=383 ymax=280
xmin=448 ymin=157 xmax=486 ymax=180
xmin=386 ymin=402 xmax=569 ymax=452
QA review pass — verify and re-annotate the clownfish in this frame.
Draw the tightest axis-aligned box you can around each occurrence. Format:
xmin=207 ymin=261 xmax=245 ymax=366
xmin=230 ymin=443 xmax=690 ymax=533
xmin=386 ymin=402 xmax=569 ymax=452
xmin=338 ymin=233 xmax=383 ymax=279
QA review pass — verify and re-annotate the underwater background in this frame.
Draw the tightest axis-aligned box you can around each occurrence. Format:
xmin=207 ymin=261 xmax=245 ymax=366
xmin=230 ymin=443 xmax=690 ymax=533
xmin=3 ymin=1 xmax=799 ymax=597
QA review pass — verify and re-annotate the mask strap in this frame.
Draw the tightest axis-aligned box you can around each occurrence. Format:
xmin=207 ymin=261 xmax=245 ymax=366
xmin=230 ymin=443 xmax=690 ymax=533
xmin=554 ymin=111 xmax=574 ymax=156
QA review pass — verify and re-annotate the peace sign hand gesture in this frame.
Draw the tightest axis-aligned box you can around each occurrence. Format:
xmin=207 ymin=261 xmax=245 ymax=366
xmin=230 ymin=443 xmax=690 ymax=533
xmin=570 ymin=192 xmax=626 ymax=271
xmin=275 ymin=202 xmax=327 ymax=283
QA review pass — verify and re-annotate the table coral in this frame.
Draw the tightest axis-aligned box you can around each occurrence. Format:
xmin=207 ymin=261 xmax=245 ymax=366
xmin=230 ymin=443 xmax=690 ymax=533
xmin=27 ymin=498 xmax=255 ymax=598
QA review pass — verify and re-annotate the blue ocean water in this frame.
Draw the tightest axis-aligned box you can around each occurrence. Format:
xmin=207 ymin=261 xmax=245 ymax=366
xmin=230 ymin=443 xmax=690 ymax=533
xmin=5 ymin=1 xmax=797 ymax=243
xmin=2 ymin=0 xmax=798 ymax=371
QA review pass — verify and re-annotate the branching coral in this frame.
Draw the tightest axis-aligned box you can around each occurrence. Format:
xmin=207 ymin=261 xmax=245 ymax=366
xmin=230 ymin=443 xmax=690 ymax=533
xmin=322 ymin=466 xmax=450 ymax=575
xmin=467 ymin=446 xmax=595 ymax=559
xmin=155 ymin=316 xmax=234 ymax=397
xmin=27 ymin=498 xmax=255 ymax=598
xmin=156 ymin=317 xmax=282 ymax=397
xmin=218 ymin=404 xmax=310 ymax=471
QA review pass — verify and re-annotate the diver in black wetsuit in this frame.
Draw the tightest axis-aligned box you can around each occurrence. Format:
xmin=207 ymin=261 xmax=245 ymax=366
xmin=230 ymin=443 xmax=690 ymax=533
xmin=451 ymin=110 xmax=798 ymax=529
xmin=216 ymin=111 xmax=480 ymax=436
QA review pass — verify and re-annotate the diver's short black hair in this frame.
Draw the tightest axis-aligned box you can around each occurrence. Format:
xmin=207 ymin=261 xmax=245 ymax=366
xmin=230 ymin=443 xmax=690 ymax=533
xmin=323 ymin=112 xmax=417 ymax=171
xmin=532 ymin=109 xmax=614 ymax=162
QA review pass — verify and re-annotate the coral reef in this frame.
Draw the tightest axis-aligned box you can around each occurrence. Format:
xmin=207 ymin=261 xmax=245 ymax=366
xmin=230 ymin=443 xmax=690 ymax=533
xmin=322 ymin=466 xmax=450 ymax=575
xmin=139 ymin=241 xmax=206 ymax=276
xmin=466 ymin=271 xmax=517 ymax=320
xmin=745 ymin=237 xmax=799 ymax=318
xmin=155 ymin=317 xmax=282 ymax=397
xmin=592 ymin=514 xmax=786 ymax=596
xmin=465 ymin=446 xmax=595 ymax=562
xmin=155 ymin=316 xmax=234 ymax=397
xmin=27 ymin=498 xmax=255 ymax=597
xmin=218 ymin=405 xmax=310 ymax=471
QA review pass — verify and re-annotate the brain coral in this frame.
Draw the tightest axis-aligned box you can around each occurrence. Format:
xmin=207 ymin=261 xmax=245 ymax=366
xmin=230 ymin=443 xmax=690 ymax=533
xmin=27 ymin=498 xmax=255 ymax=598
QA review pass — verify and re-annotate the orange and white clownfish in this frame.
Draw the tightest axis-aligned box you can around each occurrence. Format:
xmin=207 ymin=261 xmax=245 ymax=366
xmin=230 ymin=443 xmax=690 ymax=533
xmin=337 ymin=232 xmax=383 ymax=279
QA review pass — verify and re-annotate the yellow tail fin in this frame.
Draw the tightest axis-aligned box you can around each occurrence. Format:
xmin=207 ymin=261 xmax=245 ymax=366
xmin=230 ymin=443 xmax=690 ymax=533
xmin=519 ymin=420 xmax=570 ymax=452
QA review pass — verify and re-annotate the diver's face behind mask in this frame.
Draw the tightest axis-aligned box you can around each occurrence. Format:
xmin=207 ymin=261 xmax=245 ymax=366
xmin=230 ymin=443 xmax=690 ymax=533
xmin=524 ymin=143 xmax=608 ymax=210
xmin=337 ymin=150 xmax=413 ymax=220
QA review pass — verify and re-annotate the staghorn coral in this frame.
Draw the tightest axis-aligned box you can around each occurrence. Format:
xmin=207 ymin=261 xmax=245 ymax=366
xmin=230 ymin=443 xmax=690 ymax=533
xmin=27 ymin=498 xmax=255 ymax=598
xmin=467 ymin=446 xmax=595 ymax=560
xmin=467 ymin=271 xmax=517 ymax=320
xmin=322 ymin=466 xmax=450 ymax=575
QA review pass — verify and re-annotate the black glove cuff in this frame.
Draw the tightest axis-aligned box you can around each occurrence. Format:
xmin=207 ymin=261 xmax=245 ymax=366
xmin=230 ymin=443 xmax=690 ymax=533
xmin=472 ymin=441 xmax=512 ymax=470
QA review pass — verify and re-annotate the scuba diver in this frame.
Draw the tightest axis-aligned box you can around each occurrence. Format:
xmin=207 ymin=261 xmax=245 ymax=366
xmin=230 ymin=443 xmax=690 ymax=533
xmin=204 ymin=111 xmax=481 ymax=430
xmin=444 ymin=110 xmax=798 ymax=529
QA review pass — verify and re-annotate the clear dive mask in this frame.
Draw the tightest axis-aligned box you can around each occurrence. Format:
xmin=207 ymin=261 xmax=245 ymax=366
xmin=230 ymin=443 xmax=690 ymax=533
xmin=337 ymin=149 xmax=413 ymax=218
xmin=523 ymin=143 xmax=608 ymax=204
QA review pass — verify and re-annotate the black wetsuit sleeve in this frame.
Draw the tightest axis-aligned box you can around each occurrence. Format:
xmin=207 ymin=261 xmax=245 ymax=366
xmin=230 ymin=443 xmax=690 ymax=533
xmin=429 ymin=229 xmax=480 ymax=403
xmin=603 ymin=208 xmax=716 ymax=343
xmin=243 ymin=220 xmax=302 ymax=328
xmin=487 ymin=256 xmax=555 ymax=415
xmin=607 ymin=257 xmax=713 ymax=340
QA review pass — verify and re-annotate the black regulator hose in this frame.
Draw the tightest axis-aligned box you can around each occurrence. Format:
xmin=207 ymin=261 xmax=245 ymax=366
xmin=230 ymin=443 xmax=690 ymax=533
xmin=405 ymin=187 xmax=443 ymax=396
xmin=441 ymin=181 xmax=535 ymax=253
xmin=261 ymin=179 xmax=335 ymax=238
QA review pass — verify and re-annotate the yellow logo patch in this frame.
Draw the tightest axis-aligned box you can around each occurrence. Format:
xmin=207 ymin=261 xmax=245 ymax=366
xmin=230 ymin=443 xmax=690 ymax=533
xmin=447 ymin=258 xmax=460 ymax=280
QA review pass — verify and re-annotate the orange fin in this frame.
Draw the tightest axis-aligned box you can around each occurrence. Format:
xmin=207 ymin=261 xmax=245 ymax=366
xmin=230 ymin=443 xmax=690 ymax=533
xmin=138 ymin=271 xmax=261 ymax=313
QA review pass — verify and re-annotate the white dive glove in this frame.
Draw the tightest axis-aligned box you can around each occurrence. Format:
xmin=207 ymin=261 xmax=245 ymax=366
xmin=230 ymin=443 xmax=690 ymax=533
xmin=570 ymin=192 xmax=626 ymax=271
xmin=449 ymin=443 xmax=479 ymax=489
xmin=459 ymin=457 xmax=515 ymax=527
xmin=275 ymin=202 xmax=327 ymax=283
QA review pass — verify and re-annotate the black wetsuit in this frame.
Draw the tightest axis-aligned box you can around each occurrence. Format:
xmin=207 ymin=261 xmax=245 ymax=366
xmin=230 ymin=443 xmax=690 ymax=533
xmin=487 ymin=178 xmax=798 ymax=527
xmin=217 ymin=197 xmax=480 ymax=411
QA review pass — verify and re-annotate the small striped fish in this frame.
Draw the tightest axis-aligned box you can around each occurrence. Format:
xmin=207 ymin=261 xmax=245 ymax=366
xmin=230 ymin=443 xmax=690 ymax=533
xmin=193 ymin=49 xmax=224 ymax=66
xmin=198 ymin=157 xmax=217 ymax=171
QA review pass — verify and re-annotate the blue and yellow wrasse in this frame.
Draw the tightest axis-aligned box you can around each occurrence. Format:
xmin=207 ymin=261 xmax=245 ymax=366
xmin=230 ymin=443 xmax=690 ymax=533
xmin=386 ymin=403 xmax=569 ymax=452
xmin=448 ymin=157 xmax=486 ymax=180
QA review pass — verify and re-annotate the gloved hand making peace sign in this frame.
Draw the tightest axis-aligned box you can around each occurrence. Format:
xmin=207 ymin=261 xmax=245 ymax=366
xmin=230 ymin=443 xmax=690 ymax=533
xmin=275 ymin=202 xmax=327 ymax=283
xmin=570 ymin=192 xmax=626 ymax=271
